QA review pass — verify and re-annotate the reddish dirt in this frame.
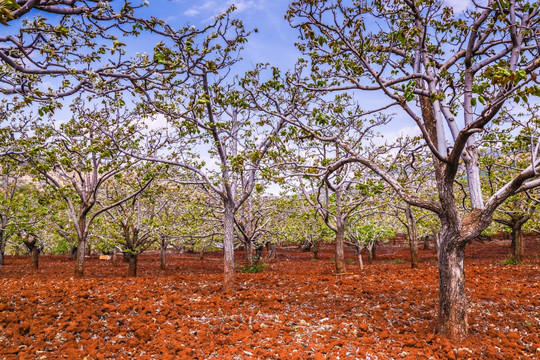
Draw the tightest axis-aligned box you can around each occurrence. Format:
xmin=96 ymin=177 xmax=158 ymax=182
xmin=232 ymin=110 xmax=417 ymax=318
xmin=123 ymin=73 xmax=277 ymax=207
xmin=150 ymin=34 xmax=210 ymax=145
xmin=0 ymin=238 xmax=539 ymax=359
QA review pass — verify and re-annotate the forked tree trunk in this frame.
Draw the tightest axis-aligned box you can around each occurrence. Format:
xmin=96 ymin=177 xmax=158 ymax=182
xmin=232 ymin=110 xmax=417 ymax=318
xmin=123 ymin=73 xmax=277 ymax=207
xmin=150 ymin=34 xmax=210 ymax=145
xmin=23 ymin=239 xmax=40 ymax=270
xmin=128 ymin=253 xmax=138 ymax=277
xmin=223 ymin=202 xmax=235 ymax=291
xmin=438 ymin=238 xmax=468 ymax=342
xmin=245 ymin=239 xmax=254 ymax=267
xmin=334 ymin=224 xmax=346 ymax=274
xmin=511 ymin=222 xmax=524 ymax=263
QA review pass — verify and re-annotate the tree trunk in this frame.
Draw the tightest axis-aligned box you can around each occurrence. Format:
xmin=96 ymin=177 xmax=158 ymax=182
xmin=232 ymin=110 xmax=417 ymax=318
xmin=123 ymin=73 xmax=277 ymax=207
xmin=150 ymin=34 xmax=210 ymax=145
xmin=512 ymin=222 xmax=524 ymax=263
xmin=199 ymin=244 xmax=206 ymax=260
xmin=23 ymin=239 xmax=39 ymax=270
xmin=423 ymin=235 xmax=430 ymax=250
xmin=0 ymin=235 xmax=5 ymax=272
xmin=160 ymin=238 xmax=167 ymax=270
xmin=255 ymin=245 xmax=264 ymax=260
xmin=313 ymin=240 xmax=319 ymax=260
xmin=0 ymin=230 xmax=5 ymax=267
xmin=408 ymin=234 xmax=418 ymax=267
xmin=128 ymin=253 xmax=138 ymax=277
xmin=223 ymin=202 xmax=235 ymax=291
xmin=31 ymin=246 xmax=39 ymax=269
xmin=74 ymin=216 xmax=87 ymax=278
xmin=177 ymin=244 xmax=185 ymax=254
xmin=74 ymin=239 xmax=86 ymax=278
xmin=464 ymin=152 xmax=484 ymax=210
xmin=69 ymin=246 xmax=77 ymax=261
xmin=358 ymin=249 xmax=364 ymax=270
xmin=245 ymin=239 xmax=254 ymax=266
xmin=438 ymin=239 xmax=468 ymax=342
xmin=112 ymin=247 xmax=118 ymax=267
xmin=406 ymin=205 xmax=419 ymax=269
xmin=434 ymin=233 xmax=441 ymax=254
xmin=334 ymin=224 xmax=346 ymax=274
xmin=265 ymin=243 xmax=276 ymax=260
xmin=366 ymin=244 xmax=374 ymax=265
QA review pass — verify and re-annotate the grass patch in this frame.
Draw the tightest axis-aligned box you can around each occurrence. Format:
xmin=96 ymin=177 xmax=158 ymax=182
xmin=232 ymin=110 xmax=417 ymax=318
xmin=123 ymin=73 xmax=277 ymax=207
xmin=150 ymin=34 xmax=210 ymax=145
xmin=237 ymin=259 xmax=267 ymax=273
xmin=501 ymin=255 xmax=522 ymax=265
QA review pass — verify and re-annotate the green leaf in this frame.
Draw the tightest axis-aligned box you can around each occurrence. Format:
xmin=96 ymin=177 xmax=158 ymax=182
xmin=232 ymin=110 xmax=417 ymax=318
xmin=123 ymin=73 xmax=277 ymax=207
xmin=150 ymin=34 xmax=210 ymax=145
xmin=478 ymin=96 xmax=485 ymax=105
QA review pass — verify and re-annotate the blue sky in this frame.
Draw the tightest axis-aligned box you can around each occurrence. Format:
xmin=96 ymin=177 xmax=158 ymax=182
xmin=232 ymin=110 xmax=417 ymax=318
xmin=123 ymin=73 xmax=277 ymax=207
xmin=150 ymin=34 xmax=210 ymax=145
xmin=143 ymin=0 xmax=473 ymax=70
xmin=145 ymin=0 xmax=300 ymax=70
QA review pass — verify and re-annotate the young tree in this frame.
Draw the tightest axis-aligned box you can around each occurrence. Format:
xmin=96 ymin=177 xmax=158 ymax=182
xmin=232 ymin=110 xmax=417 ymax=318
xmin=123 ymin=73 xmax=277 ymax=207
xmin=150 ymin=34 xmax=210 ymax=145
xmin=346 ymin=219 xmax=394 ymax=269
xmin=102 ymin=176 xmax=163 ymax=277
xmin=235 ymin=191 xmax=278 ymax=267
xmin=287 ymin=0 xmax=540 ymax=341
xmin=297 ymin=156 xmax=381 ymax=273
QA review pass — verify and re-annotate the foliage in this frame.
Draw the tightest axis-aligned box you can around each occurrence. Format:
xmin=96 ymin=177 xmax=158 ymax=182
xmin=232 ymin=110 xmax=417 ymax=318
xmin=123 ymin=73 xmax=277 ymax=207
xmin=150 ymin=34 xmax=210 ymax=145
xmin=348 ymin=220 xmax=395 ymax=247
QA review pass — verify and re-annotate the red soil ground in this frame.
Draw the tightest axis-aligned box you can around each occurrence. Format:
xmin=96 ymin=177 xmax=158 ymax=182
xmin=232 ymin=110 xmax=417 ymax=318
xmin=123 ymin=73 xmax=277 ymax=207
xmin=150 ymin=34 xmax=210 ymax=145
xmin=0 ymin=238 xmax=539 ymax=359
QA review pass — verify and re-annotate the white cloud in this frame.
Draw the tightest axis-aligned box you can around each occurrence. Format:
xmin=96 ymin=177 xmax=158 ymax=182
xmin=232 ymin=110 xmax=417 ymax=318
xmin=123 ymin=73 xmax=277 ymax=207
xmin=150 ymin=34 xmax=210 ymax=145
xmin=444 ymin=0 xmax=489 ymax=13
xmin=183 ymin=8 xmax=200 ymax=16
xmin=183 ymin=0 xmax=217 ymax=17
xmin=376 ymin=125 xmax=421 ymax=145
xmin=445 ymin=0 xmax=471 ymax=13
xmin=184 ymin=0 xmax=265 ymax=17
xmin=226 ymin=0 xmax=264 ymax=13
